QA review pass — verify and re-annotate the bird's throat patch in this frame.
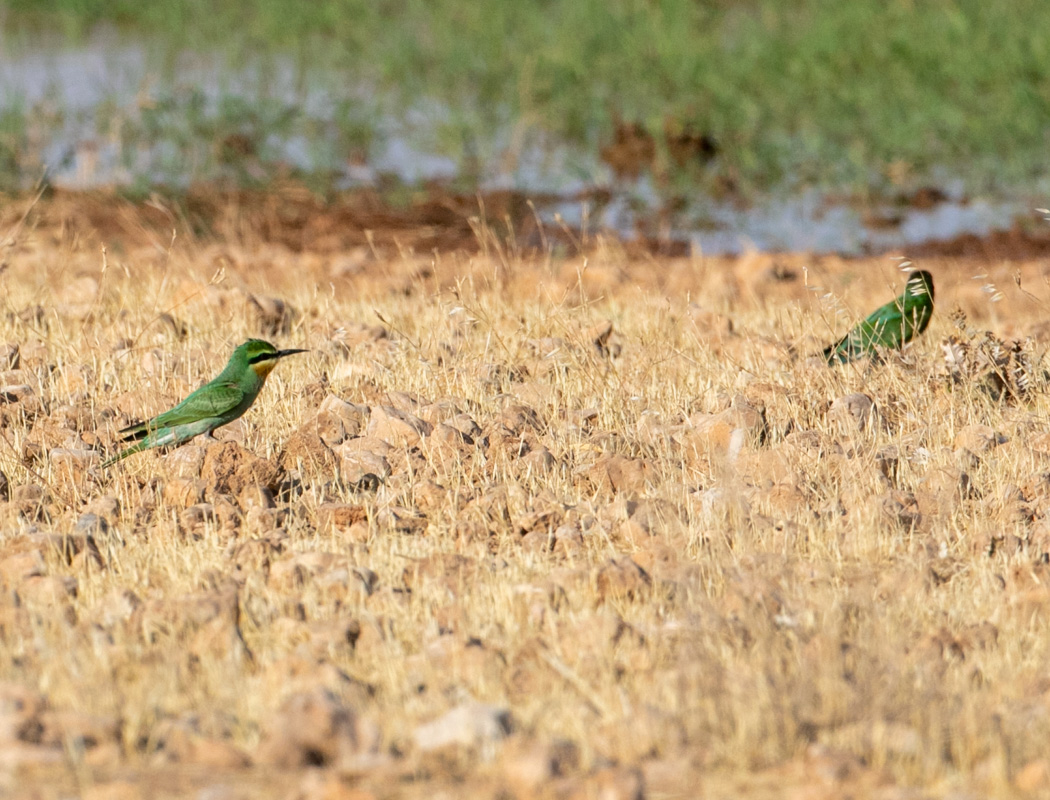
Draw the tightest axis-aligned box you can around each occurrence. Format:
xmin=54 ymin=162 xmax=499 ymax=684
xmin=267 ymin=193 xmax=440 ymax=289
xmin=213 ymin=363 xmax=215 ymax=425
xmin=252 ymin=360 xmax=276 ymax=379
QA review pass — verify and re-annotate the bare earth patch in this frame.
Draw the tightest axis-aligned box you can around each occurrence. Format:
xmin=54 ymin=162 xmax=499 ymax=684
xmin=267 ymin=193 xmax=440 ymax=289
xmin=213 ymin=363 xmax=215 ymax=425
xmin=1 ymin=193 xmax=1049 ymax=798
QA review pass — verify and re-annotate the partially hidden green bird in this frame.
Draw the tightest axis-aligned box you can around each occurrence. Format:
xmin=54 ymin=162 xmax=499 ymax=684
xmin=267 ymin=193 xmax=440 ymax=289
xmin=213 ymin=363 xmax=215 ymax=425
xmin=823 ymin=270 xmax=935 ymax=365
xmin=102 ymin=339 xmax=307 ymax=467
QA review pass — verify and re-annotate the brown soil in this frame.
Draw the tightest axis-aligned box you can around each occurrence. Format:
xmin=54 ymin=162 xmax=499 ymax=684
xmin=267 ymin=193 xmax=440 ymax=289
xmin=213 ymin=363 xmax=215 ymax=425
xmin=2 ymin=190 xmax=1050 ymax=799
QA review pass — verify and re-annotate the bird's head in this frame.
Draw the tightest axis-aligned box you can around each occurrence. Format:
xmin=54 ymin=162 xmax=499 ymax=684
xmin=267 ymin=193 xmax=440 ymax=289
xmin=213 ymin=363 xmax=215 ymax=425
xmin=904 ymin=270 xmax=935 ymax=302
xmin=239 ymin=339 xmax=308 ymax=379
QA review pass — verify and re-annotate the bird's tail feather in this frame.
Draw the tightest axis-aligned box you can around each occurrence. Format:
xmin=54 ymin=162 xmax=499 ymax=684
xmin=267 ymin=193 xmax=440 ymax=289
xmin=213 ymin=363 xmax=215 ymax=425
xmin=823 ymin=338 xmax=852 ymax=365
xmin=101 ymin=437 xmax=153 ymax=468
xmin=101 ymin=426 xmax=187 ymax=468
xmin=118 ymin=429 xmax=150 ymax=443
xmin=117 ymin=421 xmax=151 ymax=442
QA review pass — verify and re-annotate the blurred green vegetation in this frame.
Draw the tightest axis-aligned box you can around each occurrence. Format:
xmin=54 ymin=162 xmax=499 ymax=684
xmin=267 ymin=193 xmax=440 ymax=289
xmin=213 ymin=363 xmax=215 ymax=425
xmin=3 ymin=0 xmax=1049 ymax=192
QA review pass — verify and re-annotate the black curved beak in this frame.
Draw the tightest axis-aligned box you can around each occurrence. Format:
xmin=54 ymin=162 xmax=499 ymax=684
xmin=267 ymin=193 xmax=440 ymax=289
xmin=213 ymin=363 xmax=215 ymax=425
xmin=277 ymin=348 xmax=309 ymax=359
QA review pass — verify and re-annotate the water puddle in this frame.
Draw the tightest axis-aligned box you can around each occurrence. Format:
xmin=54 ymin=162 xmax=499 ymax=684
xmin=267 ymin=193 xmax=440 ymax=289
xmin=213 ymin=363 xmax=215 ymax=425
xmin=0 ymin=33 xmax=1039 ymax=255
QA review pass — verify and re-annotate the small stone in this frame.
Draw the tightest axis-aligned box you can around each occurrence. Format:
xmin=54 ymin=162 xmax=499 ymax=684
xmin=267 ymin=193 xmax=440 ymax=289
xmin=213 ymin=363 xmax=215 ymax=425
xmin=318 ymin=395 xmax=370 ymax=432
xmin=12 ymin=483 xmax=51 ymax=520
xmin=0 ymin=682 xmax=46 ymax=742
xmin=20 ymin=439 xmax=45 ymax=465
xmin=150 ymin=719 xmax=251 ymax=768
xmin=521 ymin=446 xmax=556 ymax=473
xmin=294 ymin=771 xmax=380 ymax=800
xmin=337 ymin=443 xmax=391 ymax=483
xmin=583 ymin=454 xmax=654 ymax=494
xmin=689 ymin=397 xmax=766 ymax=448
xmin=211 ymin=494 xmax=242 ymax=531
xmin=83 ymin=495 xmax=120 ymax=525
xmin=498 ymin=403 xmax=543 ymax=436
xmin=92 ymin=589 xmax=141 ymax=629
xmin=521 ymin=529 xmax=553 ymax=554
xmin=39 ymin=710 xmax=119 ymax=750
xmin=515 ymin=507 xmax=565 ymax=537
xmin=249 ymin=294 xmax=297 ymax=335
xmin=0 ymin=549 xmax=45 ymax=587
xmin=881 ymin=490 xmax=922 ymax=530
xmin=829 ymin=393 xmax=877 ymax=433
xmin=143 ymin=590 xmax=248 ymax=664
xmin=755 ymin=482 xmax=809 ymax=518
xmin=309 ymin=413 xmax=351 ymax=450
xmin=18 ymin=575 xmax=78 ymax=604
xmin=163 ymin=478 xmax=208 ymax=507
xmin=377 ymin=506 xmax=428 ymax=536
xmin=279 ymin=427 xmax=337 ymax=474
xmin=625 ymin=499 xmax=687 ymax=538
xmin=0 ymin=384 xmax=36 ymax=407
xmin=591 ymin=766 xmax=646 ymax=800
xmin=553 ymin=525 xmax=585 ymax=557
xmin=955 ymin=424 xmax=1006 ymax=457
xmin=428 ymin=423 xmax=475 ymax=460
xmin=81 ymin=782 xmax=142 ymax=800
xmin=501 ymin=737 xmax=581 ymax=791
xmin=480 ymin=362 xmax=527 ymax=388
xmin=687 ymin=304 xmax=734 ymax=339
xmin=486 ymin=430 xmax=532 ymax=459
xmin=595 ymin=558 xmax=652 ymax=602
xmin=366 ymin=405 xmax=433 ymax=446
xmin=74 ymin=513 xmax=109 ymax=537
xmin=138 ymin=349 xmax=169 ymax=377
xmin=916 ymin=467 xmax=975 ymax=516
xmin=587 ymin=320 xmax=620 ymax=357
xmin=161 ymin=445 xmax=207 ymax=478
xmin=237 ymin=485 xmax=276 ymax=512
xmin=201 ymin=441 xmax=282 ymax=495
xmin=412 ymin=480 xmax=448 ymax=512
xmin=179 ymin=503 xmax=217 ymax=536
xmin=874 ymin=445 xmax=899 ymax=485
xmin=1016 ymin=759 xmax=1050 ymax=793
xmin=255 ymin=688 xmax=366 ymax=769
xmin=444 ymin=413 xmax=482 ymax=438
xmin=402 ymin=554 xmax=477 ymax=595
xmin=53 ymin=367 xmax=94 ymax=400
xmin=382 ymin=390 xmax=425 ymax=411
xmin=317 ymin=503 xmax=368 ymax=531
xmin=31 ymin=532 xmax=104 ymax=565
xmin=269 ymin=551 xmax=344 ymax=592
xmin=0 ymin=344 xmax=19 ymax=370
xmin=412 ymin=702 xmax=512 ymax=755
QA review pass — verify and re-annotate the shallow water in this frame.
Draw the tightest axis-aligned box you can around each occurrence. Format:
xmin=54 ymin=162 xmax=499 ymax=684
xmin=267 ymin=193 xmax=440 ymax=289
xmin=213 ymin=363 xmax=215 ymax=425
xmin=0 ymin=34 xmax=1037 ymax=255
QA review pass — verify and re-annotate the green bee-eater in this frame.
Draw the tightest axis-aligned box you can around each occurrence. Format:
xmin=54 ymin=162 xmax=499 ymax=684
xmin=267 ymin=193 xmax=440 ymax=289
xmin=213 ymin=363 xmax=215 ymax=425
xmin=102 ymin=339 xmax=306 ymax=467
xmin=823 ymin=270 xmax=934 ymax=365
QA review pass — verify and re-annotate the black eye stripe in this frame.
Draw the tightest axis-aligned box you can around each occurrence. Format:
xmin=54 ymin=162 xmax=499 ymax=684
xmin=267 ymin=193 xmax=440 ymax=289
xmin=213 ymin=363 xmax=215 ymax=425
xmin=249 ymin=353 xmax=276 ymax=364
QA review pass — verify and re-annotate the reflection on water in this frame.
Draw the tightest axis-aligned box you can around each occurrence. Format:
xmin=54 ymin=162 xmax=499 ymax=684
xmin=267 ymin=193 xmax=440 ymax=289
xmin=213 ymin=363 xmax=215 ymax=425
xmin=0 ymin=34 xmax=1036 ymax=255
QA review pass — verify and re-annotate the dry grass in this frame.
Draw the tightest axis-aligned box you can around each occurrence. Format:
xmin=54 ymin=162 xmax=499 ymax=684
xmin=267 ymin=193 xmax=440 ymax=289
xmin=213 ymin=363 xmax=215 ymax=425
xmin=2 ymin=195 xmax=1050 ymax=799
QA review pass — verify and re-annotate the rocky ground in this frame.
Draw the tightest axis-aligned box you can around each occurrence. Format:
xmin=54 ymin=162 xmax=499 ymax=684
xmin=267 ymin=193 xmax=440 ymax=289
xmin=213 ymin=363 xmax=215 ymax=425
xmin=3 ymin=192 xmax=1050 ymax=798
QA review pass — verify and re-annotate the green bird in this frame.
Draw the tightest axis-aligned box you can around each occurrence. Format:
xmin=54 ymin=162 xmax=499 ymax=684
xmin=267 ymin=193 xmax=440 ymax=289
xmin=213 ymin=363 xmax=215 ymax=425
xmin=823 ymin=270 xmax=935 ymax=365
xmin=102 ymin=339 xmax=306 ymax=467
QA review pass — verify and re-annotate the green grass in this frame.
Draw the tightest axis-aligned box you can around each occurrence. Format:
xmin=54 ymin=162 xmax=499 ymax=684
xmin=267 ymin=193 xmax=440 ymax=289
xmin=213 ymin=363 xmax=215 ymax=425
xmin=3 ymin=0 xmax=1050 ymax=193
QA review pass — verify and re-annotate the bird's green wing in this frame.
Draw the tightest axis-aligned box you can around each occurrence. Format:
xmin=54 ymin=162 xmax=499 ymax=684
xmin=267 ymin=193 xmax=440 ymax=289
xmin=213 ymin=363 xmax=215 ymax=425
xmin=152 ymin=381 xmax=245 ymax=426
xmin=824 ymin=274 xmax=935 ymax=365
xmin=120 ymin=381 xmax=245 ymax=439
xmin=824 ymin=301 xmax=902 ymax=363
xmin=861 ymin=300 xmax=907 ymax=348
xmin=826 ymin=299 xmax=932 ymax=363
xmin=866 ymin=290 xmax=934 ymax=349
